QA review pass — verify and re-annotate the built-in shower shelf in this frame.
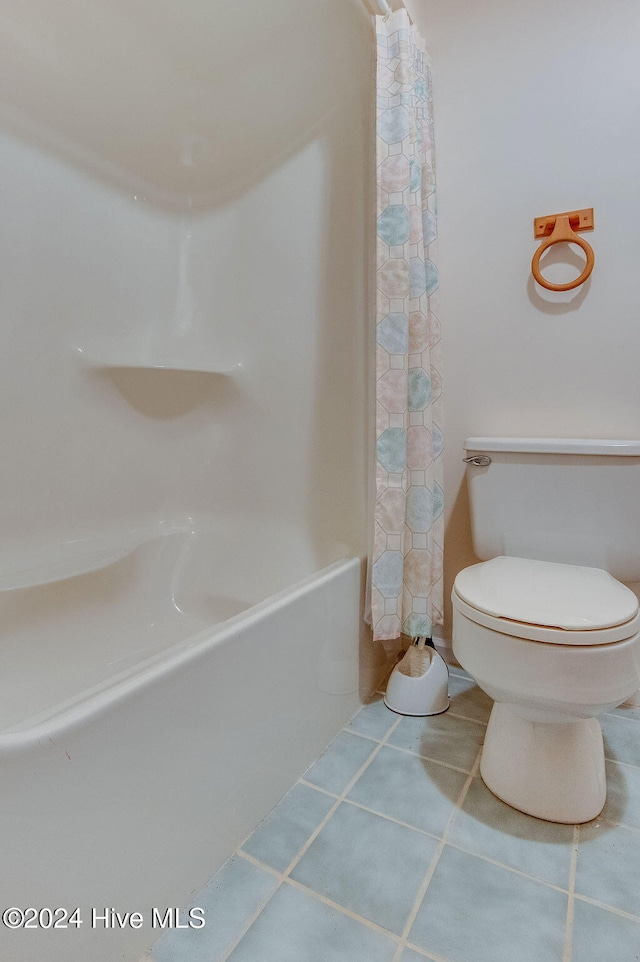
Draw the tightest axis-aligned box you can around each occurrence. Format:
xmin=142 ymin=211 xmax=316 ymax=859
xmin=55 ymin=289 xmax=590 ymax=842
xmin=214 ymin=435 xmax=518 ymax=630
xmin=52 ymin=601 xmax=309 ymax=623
xmin=0 ymin=534 xmax=144 ymax=592
xmin=74 ymin=348 xmax=241 ymax=374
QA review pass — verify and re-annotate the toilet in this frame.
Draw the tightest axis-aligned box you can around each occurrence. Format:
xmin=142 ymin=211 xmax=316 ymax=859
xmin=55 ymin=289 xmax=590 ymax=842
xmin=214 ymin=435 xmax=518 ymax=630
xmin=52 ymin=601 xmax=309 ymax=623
xmin=452 ymin=437 xmax=640 ymax=823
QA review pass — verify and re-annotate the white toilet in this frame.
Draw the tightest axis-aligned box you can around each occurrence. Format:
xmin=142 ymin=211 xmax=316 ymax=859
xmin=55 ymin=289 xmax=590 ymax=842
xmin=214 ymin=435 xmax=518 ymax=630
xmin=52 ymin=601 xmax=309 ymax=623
xmin=452 ymin=437 xmax=640 ymax=823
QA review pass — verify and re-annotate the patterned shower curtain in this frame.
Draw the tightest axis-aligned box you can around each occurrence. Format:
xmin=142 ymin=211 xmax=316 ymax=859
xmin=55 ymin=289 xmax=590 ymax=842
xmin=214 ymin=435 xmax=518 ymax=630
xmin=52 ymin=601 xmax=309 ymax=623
xmin=370 ymin=9 xmax=444 ymax=643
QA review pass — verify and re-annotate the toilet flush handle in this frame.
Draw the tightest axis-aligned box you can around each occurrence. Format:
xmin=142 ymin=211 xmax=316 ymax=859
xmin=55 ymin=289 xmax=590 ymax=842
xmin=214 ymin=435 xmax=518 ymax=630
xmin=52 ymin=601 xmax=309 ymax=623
xmin=463 ymin=455 xmax=492 ymax=466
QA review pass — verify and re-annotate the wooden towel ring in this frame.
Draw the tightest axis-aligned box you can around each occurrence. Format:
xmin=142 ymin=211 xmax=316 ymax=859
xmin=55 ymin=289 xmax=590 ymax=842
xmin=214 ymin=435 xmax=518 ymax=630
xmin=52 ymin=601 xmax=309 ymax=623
xmin=531 ymin=209 xmax=595 ymax=292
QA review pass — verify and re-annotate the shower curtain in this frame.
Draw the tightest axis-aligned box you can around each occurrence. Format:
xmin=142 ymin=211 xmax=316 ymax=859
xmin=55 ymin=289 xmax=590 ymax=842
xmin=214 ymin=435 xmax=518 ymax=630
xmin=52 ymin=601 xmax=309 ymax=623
xmin=370 ymin=8 xmax=443 ymax=643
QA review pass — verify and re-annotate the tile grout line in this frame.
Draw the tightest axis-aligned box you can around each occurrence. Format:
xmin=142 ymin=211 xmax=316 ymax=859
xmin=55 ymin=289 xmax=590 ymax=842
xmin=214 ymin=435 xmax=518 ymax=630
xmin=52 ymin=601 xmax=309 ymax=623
xmin=214 ymin=696 xmax=640 ymax=961
xmin=402 ymin=942 xmax=458 ymax=962
xmin=298 ymin=777 xmax=341 ymax=798
xmin=573 ymin=892 xmax=640 ymax=924
xmin=603 ymin=709 xmax=640 ymax=725
xmin=339 ymin=795 xmax=443 ymax=842
xmin=342 ymin=711 xmax=487 ymax=739
xmin=159 ymin=687 xmax=640 ymax=962
xmin=242 ymin=829 xmax=640 ymax=932
xmin=283 ymin=876 xmax=405 ymax=944
xmin=217 ymin=867 xmax=285 ymax=962
xmin=378 ymin=705 xmax=489 ymax=730
xmin=594 ymin=814 xmax=640 ymax=836
xmin=219 ymin=719 xmax=401 ymax=962
xmin=390 ymin=744 xmax=484 ymax=962
xmin=221 ymin=716 xmax=414 ymax=960
xmin=279 ymin=792 xmax=343 ymax=877
xmin=281 ymin=713 xmax=404 ymax=879
xmin=223 ymin=702 xmax=482 ymax=961
xmin=444 ymin=709 xmax=490 ymax=727
xmin=168 ymin=703 xmax=640 ymax=962
xmin=224 ymin=781 xmax=395 ymax=962
xmin=246 ymin=777 xmax=640 ymax=872
xmin=237 ymin=849 xmax=282 ymax=878
xmin=235 ymin=852 xmax=443 ymax=962
xmin=297 ymin=786 xmax=581 ymax=898
xmin=381 ymin=739 xmax=482 ymax=775
xmin=441 ymin=838 xmax=573 ymax=896
xmin=238 ymin=850 xmax=405 ymax=944
xmin=224 ymin=856 xmax=456 ymax=962
xmin=604 ymin=755 xmax=640 ymax=771
xmin=342 ymin=728 xmax=390 ymax=745
xmin=562 ymin=824 xmax=579 ymax=962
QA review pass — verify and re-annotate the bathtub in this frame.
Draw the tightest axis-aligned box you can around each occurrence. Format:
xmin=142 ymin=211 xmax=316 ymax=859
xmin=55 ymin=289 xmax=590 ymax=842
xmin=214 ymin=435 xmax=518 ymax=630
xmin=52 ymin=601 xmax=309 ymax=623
xmin=0 ymin=522 xmax=380 ymax=962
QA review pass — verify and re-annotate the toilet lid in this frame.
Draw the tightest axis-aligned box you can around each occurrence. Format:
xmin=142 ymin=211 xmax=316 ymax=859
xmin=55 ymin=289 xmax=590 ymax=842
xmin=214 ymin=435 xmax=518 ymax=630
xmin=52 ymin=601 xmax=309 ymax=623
xmin=454 ymin=557 xmax=639 ymax=631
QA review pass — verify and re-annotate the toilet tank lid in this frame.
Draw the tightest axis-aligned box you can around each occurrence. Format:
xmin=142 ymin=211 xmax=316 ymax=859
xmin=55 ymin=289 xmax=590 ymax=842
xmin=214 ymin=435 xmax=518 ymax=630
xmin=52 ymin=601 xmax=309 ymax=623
xmin=464 ymin=437 xmax=640 ymax=456
xmin=454 ymin=557 xmax=639 ymax=630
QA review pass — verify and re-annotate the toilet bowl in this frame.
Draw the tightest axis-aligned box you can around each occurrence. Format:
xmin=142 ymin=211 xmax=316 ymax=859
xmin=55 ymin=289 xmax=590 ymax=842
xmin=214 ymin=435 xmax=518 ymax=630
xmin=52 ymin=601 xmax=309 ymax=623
xmin=453 ymin=556 xmax=640 ymax=822
xmin=454 ymin=437 xmax=640 ymax=824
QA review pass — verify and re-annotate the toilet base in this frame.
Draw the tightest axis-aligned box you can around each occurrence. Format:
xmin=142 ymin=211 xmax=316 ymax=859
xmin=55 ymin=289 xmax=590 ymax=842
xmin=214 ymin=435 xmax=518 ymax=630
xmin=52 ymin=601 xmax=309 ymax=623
xmin=480 ymin=702 xmax=606 ymax=823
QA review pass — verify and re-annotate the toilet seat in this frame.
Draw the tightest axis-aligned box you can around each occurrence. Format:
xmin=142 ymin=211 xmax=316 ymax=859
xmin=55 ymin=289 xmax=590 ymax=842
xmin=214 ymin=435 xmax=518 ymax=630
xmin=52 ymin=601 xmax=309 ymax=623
xmin=453 ymin=556 xmax=640 ymax=645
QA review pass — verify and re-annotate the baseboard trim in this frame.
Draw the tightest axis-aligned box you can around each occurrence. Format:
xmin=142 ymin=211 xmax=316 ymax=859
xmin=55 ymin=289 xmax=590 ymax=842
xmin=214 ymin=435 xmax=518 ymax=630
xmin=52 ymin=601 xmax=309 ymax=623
xmin=432 ymin=627 xmax=460 ymax=667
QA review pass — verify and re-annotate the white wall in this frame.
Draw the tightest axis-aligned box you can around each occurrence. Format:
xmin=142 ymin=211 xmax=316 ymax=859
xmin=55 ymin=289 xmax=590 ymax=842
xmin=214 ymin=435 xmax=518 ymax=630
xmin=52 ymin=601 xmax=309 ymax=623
xmin=0 ymin=0 xmax=374 ymax=571
xmin=406 ymin=0 xmax=640 ymax=636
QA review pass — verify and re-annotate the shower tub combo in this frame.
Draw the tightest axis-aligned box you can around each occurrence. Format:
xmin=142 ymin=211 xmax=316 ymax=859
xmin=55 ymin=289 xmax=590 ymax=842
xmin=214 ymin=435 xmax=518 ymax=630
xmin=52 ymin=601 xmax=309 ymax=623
xmin=0 ymin=0 xmax=378 ymax=958
xmin=0 ymin=523 xmax=371 ymax=962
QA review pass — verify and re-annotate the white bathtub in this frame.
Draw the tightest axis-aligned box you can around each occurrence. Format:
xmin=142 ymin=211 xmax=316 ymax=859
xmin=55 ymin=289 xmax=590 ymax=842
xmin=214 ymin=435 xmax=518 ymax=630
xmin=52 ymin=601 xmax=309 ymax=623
xmin=0 ymin=523 xmax=380 ymax=962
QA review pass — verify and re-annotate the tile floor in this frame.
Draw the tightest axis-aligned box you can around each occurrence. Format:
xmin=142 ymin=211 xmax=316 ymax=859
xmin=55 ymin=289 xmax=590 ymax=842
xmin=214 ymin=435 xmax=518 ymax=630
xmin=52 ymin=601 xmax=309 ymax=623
xmin=149 ymin=667 xmax=640 ymax=962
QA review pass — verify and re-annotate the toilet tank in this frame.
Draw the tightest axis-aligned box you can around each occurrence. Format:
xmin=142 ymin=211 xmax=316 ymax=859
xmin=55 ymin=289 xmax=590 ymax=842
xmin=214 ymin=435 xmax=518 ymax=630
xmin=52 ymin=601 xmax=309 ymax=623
xmin=464 ymin=437 xmax=640 ymax=582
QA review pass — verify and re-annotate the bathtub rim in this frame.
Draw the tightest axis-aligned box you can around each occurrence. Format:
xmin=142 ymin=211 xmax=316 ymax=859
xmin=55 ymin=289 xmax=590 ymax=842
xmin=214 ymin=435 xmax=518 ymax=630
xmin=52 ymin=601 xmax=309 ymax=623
xmin=0 ymin=554 xmax=362 ymax=753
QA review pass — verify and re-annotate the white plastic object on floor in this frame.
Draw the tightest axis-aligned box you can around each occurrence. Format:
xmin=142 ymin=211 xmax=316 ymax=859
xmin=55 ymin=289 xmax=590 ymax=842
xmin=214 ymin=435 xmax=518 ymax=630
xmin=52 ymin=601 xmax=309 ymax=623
xmin=384 ymin=641 xmax=450 ymax=716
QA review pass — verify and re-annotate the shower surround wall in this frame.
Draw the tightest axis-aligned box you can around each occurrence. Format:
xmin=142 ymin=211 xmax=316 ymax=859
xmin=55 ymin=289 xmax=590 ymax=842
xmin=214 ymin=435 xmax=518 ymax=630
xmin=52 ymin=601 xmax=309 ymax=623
xmin=0 ymin=1 xmax=371 ymax=555
xmin=0 ymin=1 xmax=383 ymax=960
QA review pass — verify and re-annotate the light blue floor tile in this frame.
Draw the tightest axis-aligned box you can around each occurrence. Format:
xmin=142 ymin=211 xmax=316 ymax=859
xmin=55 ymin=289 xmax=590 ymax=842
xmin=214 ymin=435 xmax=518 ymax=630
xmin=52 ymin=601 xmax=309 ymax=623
xmin=387 ymin=711 xmax=485 ymax=772
xmin=303 ymin=731 xmax=378 ymax=794
xmin=571 ymin=899 xmax=640 ymax=962
xmin=150 ymin=855 xmax=278 ymax=962
xmin=448 ymin=776 xmax=574 ymax=888
xmin=575 ymin=820 xmax=640 ymax=917
xmin=347 ymin=745 xmax=467 ymax=837
xmin=410 ymin=846 xmax=567 ymax=962
xmin=602 ymin=760 xmax=640 ymax=829
xmin=601 ymin=713 xmax=640 ymax=767
xmin=291 ymin=801 xmax=439 ymax=936
xmin=241 ymin=782 xmax=335 ymax=873
xmin=151 ymin=701 xmax=640 ymax=962
xmin=447 ymin=673 xmax=493 ymax=723
xmin=346 ymin=693 xmax=398 ymax=741
xmin=227 ymin=882 xmax=397 ymax=962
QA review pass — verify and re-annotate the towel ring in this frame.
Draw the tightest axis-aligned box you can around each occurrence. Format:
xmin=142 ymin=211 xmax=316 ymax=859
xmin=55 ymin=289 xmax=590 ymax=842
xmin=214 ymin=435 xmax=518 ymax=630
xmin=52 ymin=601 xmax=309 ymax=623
xmin=531 ymin=210 xmax=595 ymax=292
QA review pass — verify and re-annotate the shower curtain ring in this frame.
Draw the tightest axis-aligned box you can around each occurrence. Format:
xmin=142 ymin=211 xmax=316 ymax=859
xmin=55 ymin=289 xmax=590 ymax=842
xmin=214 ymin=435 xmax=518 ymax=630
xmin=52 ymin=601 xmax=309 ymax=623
xmin=531 ymin=209 xmax=595 ymax=292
